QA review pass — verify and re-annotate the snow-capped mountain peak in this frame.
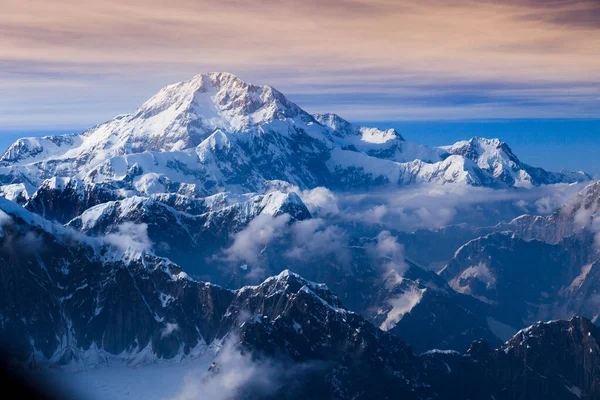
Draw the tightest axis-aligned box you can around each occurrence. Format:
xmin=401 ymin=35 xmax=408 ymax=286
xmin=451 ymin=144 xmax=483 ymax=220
xmin=131 ymin=72 xmax=310 ymax=135
xmin=441 ymin=136 xmax=588 ymax=187
xmin=314 ymin=112 xmax=405 ymax=143
xmin=72 ymin=72 xmax=313 ymax=162
xmin=445 ymin=137 xmax=519 ymax=166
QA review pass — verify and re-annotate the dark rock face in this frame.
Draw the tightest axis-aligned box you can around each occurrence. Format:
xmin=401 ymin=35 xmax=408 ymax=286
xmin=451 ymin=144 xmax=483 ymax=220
xmin=365 ymin=262 xmax=501 ymax=353
xmin=440 ymin=231 xmax=599 ymax=330
xmin=387 ymin=288 xmax=501 ymax=353
xmin=24 ymin=179 xmax=121 ymax=224
xmin=0 ymin=202 xmax=235 ymax=364
xmin=500 ymin=318 xmax=600 ymax=398
xmin=227 ymin=273 xmax=426 ymax=400
xmin=214 ymin=294 xmax=600 ymax=400
xmin=0 ymin=200 xmax=599 ymax=399
xmin=450 ymin=317 xmax=600 ymax=400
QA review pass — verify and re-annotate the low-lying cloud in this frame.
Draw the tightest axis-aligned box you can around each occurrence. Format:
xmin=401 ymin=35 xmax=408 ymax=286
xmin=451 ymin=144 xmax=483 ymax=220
xmin=161 ymin=323 xmax=179 ymax=339
xmin=222 ymin=212 xmax=350 ymax=278
xmin=170 ymin=334 xmax=324 ymax=400
xmin=369 ymin=230 xmax=409 ymax=286
xmin=300 ymin=187 xmax=340 ymax=217
xmin=285 ymin=218 xmax=350 ymax=265
xmin=379 ymin=287 xmax=424 ymax=332
xmin=334 ymin=183 xmax=586 ymax=231
xmin=223 ymin=213 xmax=291 ymax=266
xmin=104 ymin=222 xmax=152 ymax=253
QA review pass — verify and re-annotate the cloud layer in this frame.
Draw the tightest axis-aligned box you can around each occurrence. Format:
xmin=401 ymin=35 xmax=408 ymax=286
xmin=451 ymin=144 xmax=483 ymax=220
xmin=1 ymin=0 xmax=599 ymax=129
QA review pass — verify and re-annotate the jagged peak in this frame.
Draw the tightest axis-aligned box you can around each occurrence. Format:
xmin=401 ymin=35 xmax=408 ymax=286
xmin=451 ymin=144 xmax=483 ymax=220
xmin=259 ymin=191 xmax=308 ymax=217
xmin=314 ymin=112 xmax=405 ymax=142
xmin=447 ymin=137 xmax=518 ymax=161
xmin=504 ymin=316 xmax=598 ymax=350
xmin=133 ymin=72 xmax=308 ymax=128
xmin=242 ymin=269 xmax=323 ymax=293
xmin=580 ymin=180 xmax=600 ymax=199
xmin=562 ymin=179 xmax=600 ymax=215
xmin=238 ymin=269 xmax=348 ymax=313
xmin=221 ymin=190 xmax=311 ymax=221
xmin=314 ymin=113 xmax=355 ymax=133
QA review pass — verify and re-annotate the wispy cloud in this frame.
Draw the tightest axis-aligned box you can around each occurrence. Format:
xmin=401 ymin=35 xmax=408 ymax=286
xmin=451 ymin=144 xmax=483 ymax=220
xmin=104 ymin=222 xmax=153 ymax=253
xmin=169 ymin=333 xmax=325 ymax=400
xmin=331 ymin=182 xmax=587 ymax=231
xmin=1 ymin=0 xmax=599 ymax=128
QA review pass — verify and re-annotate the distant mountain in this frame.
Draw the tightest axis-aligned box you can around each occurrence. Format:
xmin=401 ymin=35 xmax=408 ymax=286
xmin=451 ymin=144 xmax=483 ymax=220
xmin=366 ymin=262 xmax=500 ymax=352
xmin=444 ymin=137 xmax=588 ymax=187
xmin=496 ymin=180 xmax=600 ymax=243
xmin=436 ymin=180 xmax=600 ymax=332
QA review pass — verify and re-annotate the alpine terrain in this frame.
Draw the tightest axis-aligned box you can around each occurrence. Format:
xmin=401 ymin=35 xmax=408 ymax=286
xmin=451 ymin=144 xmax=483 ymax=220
xmin=0 ymin=72 xmax=598 ymax=400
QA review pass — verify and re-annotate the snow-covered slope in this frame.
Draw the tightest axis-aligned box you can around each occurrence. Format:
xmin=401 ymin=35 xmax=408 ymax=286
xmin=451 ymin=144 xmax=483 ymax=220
xmin=444 ymin=137 xmax=588 ymax=187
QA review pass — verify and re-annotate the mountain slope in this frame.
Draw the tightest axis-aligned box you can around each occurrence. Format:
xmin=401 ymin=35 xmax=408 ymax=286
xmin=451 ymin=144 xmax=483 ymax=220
xmin=1 ymin=197 xmax=599 ymax=399
xmin=445 ymin=137 xmax=588 ymax=187
xmin=61 ymin=194 xmax=500 ymax=352
xmin=440 ymin=230 xmax=599 ymax=329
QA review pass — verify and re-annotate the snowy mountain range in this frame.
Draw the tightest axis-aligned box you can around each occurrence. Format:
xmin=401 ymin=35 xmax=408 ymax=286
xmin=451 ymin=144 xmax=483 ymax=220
xmin=0 ymin=72 xmax=588 ymax=206
xmin=0 ymin=72 xmax=599 ymax=399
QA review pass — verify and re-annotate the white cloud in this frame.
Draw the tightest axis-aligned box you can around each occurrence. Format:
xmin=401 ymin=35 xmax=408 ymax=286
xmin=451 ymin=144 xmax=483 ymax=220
xmin=355 ymin=204 xmax=389 ymax=225
xmin=244 ymin=265 xmax=268 ymax=282
xmin=161 ymin=323 xmax=179 ymax=338
xmin=285 ymin=218 xmax=350 ymax=265
xmin=104 ymin=222 xmax=152 ymax=253
xmin=169 ymin=337 xmax=278 ymax=400
xmin=299 ymin=187 xmax=339 ymax=217
xmin=379 ymin=288 xmax=424 ymax=332
xmin=338 ymin=183 xmax=586 ymax=231
xmin=370 ymin=230 xmax=409 ymax=286
xmin=169 ymin=334 xmax=322 ymax=400
xmin=223 ymin=213 xmax=350 ymax=271
xmin=224 ymin=214 xmax=290 ymax=265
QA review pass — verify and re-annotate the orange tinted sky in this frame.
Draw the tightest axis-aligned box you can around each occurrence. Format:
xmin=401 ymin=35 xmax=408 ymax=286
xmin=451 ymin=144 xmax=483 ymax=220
xmin=1 ymin=0 xmax=599 ymax=128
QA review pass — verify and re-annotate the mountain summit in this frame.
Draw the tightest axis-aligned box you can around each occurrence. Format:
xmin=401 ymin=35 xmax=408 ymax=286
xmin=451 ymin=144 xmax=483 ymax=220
xmin=125 ymin=72 xmax=312 ymax=148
